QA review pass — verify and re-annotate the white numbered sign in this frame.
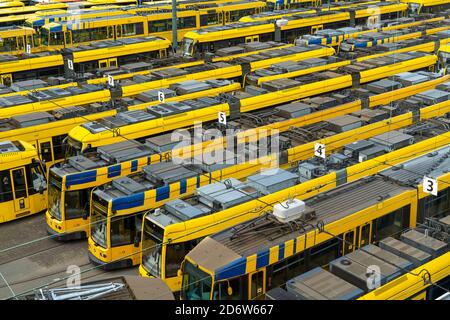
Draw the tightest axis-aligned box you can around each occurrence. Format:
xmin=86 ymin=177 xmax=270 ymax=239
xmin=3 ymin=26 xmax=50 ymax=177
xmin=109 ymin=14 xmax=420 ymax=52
xmin=158 ymin=91 xmax=165 ymax=103
xmin=314 ymin=143 xmax=326 ymax=159
xmin=218 ymin=112 xmax=227 ymax=125
xmin=108 ymin=75 xmax=114 ymax=87
xmin=26 ymin=44 xmax=31 ymax=54
xmin=423 ymin=176 xmax=438 ymax=196
xmin=67 ymin=59 xmax=74 ymax=70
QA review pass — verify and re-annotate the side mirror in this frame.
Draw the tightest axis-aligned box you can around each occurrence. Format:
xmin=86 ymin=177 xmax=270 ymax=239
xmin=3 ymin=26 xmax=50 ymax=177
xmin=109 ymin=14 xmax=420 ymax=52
xmin=227 ymin=285 xmax=233 ymax=296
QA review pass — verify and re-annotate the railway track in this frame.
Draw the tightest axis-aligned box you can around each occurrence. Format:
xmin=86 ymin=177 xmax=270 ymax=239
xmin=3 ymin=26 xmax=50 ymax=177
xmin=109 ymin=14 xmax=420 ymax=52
xmin=0 ymin=213 xmax=137 ymax=299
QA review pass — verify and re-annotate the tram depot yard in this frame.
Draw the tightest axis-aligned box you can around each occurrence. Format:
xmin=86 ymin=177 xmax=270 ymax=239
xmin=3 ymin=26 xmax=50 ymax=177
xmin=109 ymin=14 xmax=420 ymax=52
xmin=0 ymin=0 xmax=448 ymax=305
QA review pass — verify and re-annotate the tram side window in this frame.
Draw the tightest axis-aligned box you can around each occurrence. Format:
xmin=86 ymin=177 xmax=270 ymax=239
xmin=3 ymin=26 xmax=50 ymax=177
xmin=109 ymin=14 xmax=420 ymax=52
xmin=229 ymin=10 xmax=241 ymax=22
xmin=229 ymin=9 xmax=255 ymax=22
xmin=52 ymin=135 xmax=67 ymax=160
xmin=122 ymin=23 xmax=143 ymax=36
xmin=427 ymin=277 xmax=450 ymax=300
xmin=72 ymin=28 xmax=108 ymax=44
xmin=165 ymin=239 xmax=201 ymax=278
xmin=200 ymin=13 xmax=220 ymax=26
xmin=91 ymin=27 xmax=108 ymax=41
xmin=308 ymin=237 xmax=341 ymax=269
xmin=149 ymin=19 xmax=171 ymax=33
xmin=0 ymin=170 xmax=13 ymax=202
xmin=214 ymin=276 xmax=247 ymax=300
xmin=374 ymin=206 xmax=410 ymax=241
xmin=50 ymin=32 xmax=65 ymax=46
xmin=178 ymin=16 xmax=196 ymax=29
xmin=25 ymin=164 xmax=45 ymax=196
xmin=0 ymin=38 xmax=17 ymax=52
xmin=110 ymin=215 xmax=137 ymax=247
xmin=418 ymin=189 xmax=450 ymax=223
xmin=268 ymin=252 xmax=305 ymax=289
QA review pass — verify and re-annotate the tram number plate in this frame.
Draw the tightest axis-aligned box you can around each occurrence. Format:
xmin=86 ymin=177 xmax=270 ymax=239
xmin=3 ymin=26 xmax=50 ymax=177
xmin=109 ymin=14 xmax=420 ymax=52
xmin=218 ymin=112 xmax=227 ymax=125
xmin=158 ymin=91 xmax=165 ymax=103
xmin=314 ymin=143 xmax=326 ymax=159
xmin=67 ymin=59 xmax=74 ymax=70
xmin=108 ymin=75 xmax=114 ymax=87
xmin=423 ymin=176 xmax=438 ymax=196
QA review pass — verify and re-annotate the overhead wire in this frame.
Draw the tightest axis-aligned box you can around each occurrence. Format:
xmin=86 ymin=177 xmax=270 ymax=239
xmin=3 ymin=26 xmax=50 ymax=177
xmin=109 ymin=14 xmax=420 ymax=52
xmin=2 ymin=4 xmax=450 ymax=299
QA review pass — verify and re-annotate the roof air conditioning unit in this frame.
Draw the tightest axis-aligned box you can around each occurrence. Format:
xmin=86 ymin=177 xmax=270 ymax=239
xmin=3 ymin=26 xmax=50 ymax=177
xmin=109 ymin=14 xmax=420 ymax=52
xmin=272 ymin=198 xmax=306 ymax=223
xmin=276 ymin=19 xmax=288 ymax=28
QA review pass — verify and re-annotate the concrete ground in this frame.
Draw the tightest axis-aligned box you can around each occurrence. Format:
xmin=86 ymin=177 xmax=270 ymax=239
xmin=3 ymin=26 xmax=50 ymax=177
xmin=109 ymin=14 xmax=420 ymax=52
xmin=0 ymin=213 xmax=138 ymax=300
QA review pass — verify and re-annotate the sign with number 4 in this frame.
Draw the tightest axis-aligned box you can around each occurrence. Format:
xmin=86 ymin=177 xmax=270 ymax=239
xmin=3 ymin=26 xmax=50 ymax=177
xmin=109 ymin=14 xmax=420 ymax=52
xmin=218 ymin=112 xmax=226 ymax=125
xmin=314 ymin=143 xmax=326 ymax=159
xmin=158 ymin=91 xmax=165 ymax=103
xmin=26 ymin=44 xmax=31 ymax=54
xmin=423 ymin=176 xmax=438 ymax=196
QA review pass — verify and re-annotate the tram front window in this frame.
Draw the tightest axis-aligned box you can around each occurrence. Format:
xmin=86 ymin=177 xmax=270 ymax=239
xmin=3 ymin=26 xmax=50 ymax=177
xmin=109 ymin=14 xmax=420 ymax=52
xmin=41 ymin=29 xmax=50 ymax=46
xmin=65 ymin=137 xmax=82 ymax=157
xmin=182 ymin=38 xmax=194 ymax=56
xmin=64 ymin=190 xmax=88 ymax=220
xmin=408 ymin=3 xmax=420 ymax=14
xmin=110 ymin=215 xmax=137 ymax=247
xmin=48 ymin=172 xmax=62 ymax=220
xmin=180 ymin=261 xmax=212 ymax=300
xmin=141 ymin=219 xmax=163 ymax=277
xmin=91 ymin=199 xmax=107 ymax=248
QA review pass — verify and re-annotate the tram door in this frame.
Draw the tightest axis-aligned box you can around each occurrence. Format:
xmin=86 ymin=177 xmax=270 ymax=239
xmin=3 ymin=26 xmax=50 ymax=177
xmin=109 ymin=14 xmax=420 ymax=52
xmin=26 ymin=35 xmax=33 ymax=50
xmin=17 ymin=36 xmax=24 ymax=51
xmin=358 ymin=222 xmax=372 ymax=248
xmin=224 ymin=11 xmax=230 ymax=24
xmin=38 ymin=139 xmax=54 ymax=163
xmin=342 ymin=229 xmax=356 ymax=255
xmin=64 ymin=32 xmax=72 ymax=47
xmin=116 ymin=25 xmax=122 ymax=39
xmin=108 ymin=26 xmax=114 ymax=39
xmin=11 ymin=167 xmax=30 ymax=213
xmin=248 ymin=270 xmax=265 ymax=300
xmin=0 ymin=74 xmax=12 ymax=86
xmin=159 ymin=49 xmax=167 ymax=58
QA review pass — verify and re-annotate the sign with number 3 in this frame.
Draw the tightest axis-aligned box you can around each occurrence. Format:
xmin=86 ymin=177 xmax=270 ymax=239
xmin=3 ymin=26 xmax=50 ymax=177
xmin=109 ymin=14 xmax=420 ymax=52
xmin=423 ymin=176 xmax=438 ymax=196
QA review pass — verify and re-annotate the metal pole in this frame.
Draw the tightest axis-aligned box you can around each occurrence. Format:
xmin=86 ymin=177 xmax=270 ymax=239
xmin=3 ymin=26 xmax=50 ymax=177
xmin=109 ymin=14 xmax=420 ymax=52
xmin=172 ymin=0 xmax=178 ymax=51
